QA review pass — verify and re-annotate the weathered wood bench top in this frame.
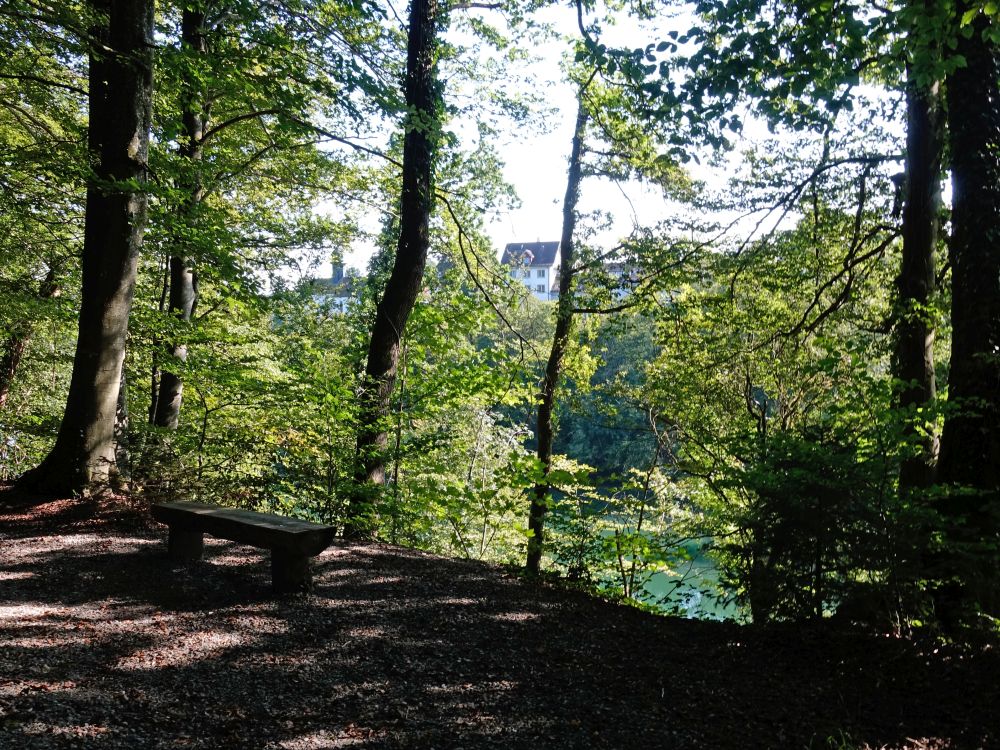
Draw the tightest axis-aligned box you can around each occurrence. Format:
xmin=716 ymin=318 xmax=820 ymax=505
xmin=152 ymin=501 xmax=336 ymax=556
xmin=151 ymin=501 xmax=336 ymax=593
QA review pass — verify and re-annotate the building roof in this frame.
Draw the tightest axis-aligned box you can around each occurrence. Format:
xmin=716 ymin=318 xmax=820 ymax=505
xmin=501 ymin=241 xmax=560 ymax=267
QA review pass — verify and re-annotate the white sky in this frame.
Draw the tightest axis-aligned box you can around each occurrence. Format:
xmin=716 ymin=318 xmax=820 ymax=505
xmin=480 ymin=4 xmax=693 ymax=255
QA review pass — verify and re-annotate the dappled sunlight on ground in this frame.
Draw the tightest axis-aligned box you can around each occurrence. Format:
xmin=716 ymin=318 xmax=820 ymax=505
xmin=490 ymin=611 xmax=539 ymax=623
xmin=115 ymin=629 xmax=254 ymax=671
xmin=425 ymin=680 xmax=519 ymax=696
xmin=0 ymin=570 xmax=33 ymax=581
xmin=278 ymin=728 xmax=373 ymax=748
xmin=0 ymin=496 xmax=997 ymax=749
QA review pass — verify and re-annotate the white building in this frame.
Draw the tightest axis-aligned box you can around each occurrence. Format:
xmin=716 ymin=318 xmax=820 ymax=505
xmin=501 ymin=241 xmax=560 ymax=301
xmin=309 ymin=265 xmax=358 ymax=314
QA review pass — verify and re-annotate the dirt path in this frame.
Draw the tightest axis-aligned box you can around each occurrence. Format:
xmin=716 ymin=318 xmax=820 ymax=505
xmin=0 ymin=495 xmax=996 ymax=749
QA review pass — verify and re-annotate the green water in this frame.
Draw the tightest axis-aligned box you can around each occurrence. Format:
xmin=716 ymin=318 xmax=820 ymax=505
xmin=635 ymin=555 xmax=738 ymax=620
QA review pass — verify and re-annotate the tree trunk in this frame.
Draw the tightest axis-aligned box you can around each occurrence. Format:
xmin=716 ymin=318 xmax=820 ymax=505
xmin=0 ymin=271 xmax=60 ymax=411
xmin=153 ymin=257 xmax=198 ymax=428
xmin=16 ymin=0 xmax=154 ymax=495
xmin=115 ymin=365 xmax=130 ymax=479
xmin=526 ymin=98 xmax=588 ymax=576
xmin=152 ymin=7 xmax=205 ymax=430
xmin=894 ymin=67 xmax=941 ymax=492
xmin=936 ymin=7 xmax=1000 ymax=616
xmin=0 ymin=332 xmax=28 ymax=412
xmin=346 ymin=0 xmax=441 ymax=537
xmin=938 ymin=11 xmax=1000 ymax=493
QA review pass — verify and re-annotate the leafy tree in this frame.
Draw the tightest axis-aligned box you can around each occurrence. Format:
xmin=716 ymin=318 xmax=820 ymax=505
xmin=148 ymin=0 xmax=383 ymax=430
xmin=642 ymin=137 xmax=911 ymax=622
xmin=935 ymin=3 xmax=1000 ymax=622
xmin=18 ymin=0 xmax=154 ymax=495
xmin=0 ymin=1 xmax=86 ymax=437
xmin=526 ymin=88 xmax=589 ymax=575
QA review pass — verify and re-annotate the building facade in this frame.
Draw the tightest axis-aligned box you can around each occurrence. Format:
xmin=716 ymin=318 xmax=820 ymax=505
xmin=500 ymin=241 xmax=560 ymax=301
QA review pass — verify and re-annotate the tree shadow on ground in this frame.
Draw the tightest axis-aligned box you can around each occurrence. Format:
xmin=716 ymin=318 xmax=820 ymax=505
xmin=1 ymin=500 xmax=996 ymax=749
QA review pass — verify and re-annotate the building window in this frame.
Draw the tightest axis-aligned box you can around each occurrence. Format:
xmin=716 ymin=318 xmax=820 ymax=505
xmin=536 ymin=269 xmax=545 ymax=278
xmin=536 ymin=284 xmax=545 ymax=292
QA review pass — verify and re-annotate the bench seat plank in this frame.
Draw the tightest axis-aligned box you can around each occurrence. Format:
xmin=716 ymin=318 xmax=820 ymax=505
xmin=152 ymin=501 xmax=335 ymax=557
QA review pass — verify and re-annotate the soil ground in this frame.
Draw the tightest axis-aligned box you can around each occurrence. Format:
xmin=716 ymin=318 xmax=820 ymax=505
xmin=1 ymin=491 xmax=997 ymax=749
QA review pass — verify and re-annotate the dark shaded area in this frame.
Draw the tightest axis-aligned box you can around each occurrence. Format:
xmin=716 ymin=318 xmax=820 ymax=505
xmin=0 ymin=494 xmax=996 ymax=749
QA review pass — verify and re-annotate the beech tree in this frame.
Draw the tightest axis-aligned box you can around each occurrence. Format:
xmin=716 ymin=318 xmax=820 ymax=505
xmin=148 ymin=0 xmax=383 ymax=431
xmin=348 ymin=0 xmax=443 ymax=536
xmin=149 ymin=4 xmax=205 ymax=430
xmin=894 ymin=0 xmax=947 ymax=492
xmin=935 ymin=4 xmax=1000 ymax=618
xmin=17 ymin=0 xmax=154 ymax=494
xmin=526 ymin=92 xmax=588 ymax=575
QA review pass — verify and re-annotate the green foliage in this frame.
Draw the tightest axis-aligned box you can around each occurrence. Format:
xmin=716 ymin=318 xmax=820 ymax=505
xmin=4 ymin=0 xmax=997 ymax=640
xmin=0 ymin=1 xmax=86 ymax=466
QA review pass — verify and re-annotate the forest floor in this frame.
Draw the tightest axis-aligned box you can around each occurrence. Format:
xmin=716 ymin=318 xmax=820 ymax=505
xmin=0 ymin=490 xmax=997 ymax=750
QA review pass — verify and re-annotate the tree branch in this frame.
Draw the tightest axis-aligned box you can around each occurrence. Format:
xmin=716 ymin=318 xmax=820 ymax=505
xmin=0 ymin=73 xmax=86 ymax=97
xmin=200 ymin=108 xmax=280 ymax=143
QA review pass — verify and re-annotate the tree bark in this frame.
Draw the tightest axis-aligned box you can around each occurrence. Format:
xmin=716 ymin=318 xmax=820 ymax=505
xmin=153 ymin=257 xmax=198 ymax=428
xmin=115 ymin=365 xmax=130 ymax=479
xmin=16 ymin=0 xmax=153 ymax=495
xmin=152 ymin=6 xmax=205 ymax=430
xmin=938 ymin=12 xmax=1000 ymax=492
xmin=936 ymin=7 xmax=1000 ymax=616
xmin=526 ymin=98 xmax=588 ymax=576
xmin=0 ymin=264 xmax=61 ymax=413
xmin=346 ymin=0 xmax=441 ymax=537
xmin=894 ymin=66 xmax=941 ymax=492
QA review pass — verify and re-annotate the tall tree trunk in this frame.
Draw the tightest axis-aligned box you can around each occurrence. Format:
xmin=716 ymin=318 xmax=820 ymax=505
xmin=346 ymin=0 xmax=441 ymax=537
xmin=153 ymin=6 xmax=205 ymax=429
xmin=526 ymin=98 xmax=588 ymax=576
xmin=16 ymin=0 xmax=154 ymax=495
xmin=936 ymin=7 xmax=1000 ymax=616
xmin=0 ymin=270 xmax=60 ymax=411
xmin=894 ymin=67 xmax=941 ymax=492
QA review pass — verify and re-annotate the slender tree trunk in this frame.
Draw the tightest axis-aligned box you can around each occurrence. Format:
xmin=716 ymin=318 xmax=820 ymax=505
xmin=153 ymin=7 xmax=205 ymax=429
xmin=894 ymin=67 xmax=941 ymax=492
xmin=526 ymin=98 xmax=588 ymax=575
xmin=0 ymin=331 xmax=28 ymax=412
xmin=115 ymin=365 xmax=130 ymax=478
xmin=0 ymin=272 xmax=60 ymax=411
xmin=16 ymin=0 xmax=154 ymax=495
xmin=936 ymin=7 xmax=1000 ymax=616
xmin=346 ymin=0 xmax=441 ymax=537
xmin=153 ymin=257 xmax=198 ymax=428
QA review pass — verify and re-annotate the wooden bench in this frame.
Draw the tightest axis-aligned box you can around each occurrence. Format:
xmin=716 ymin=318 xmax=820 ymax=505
xmin=151 ymin=501 xmax=336 ymax=593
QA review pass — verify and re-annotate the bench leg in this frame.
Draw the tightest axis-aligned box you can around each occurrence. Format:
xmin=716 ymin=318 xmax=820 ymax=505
xmin=168 ymin=528 xmax=204 ymax=562
xmin=272 ymin=551 xmax=311 ymax=593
